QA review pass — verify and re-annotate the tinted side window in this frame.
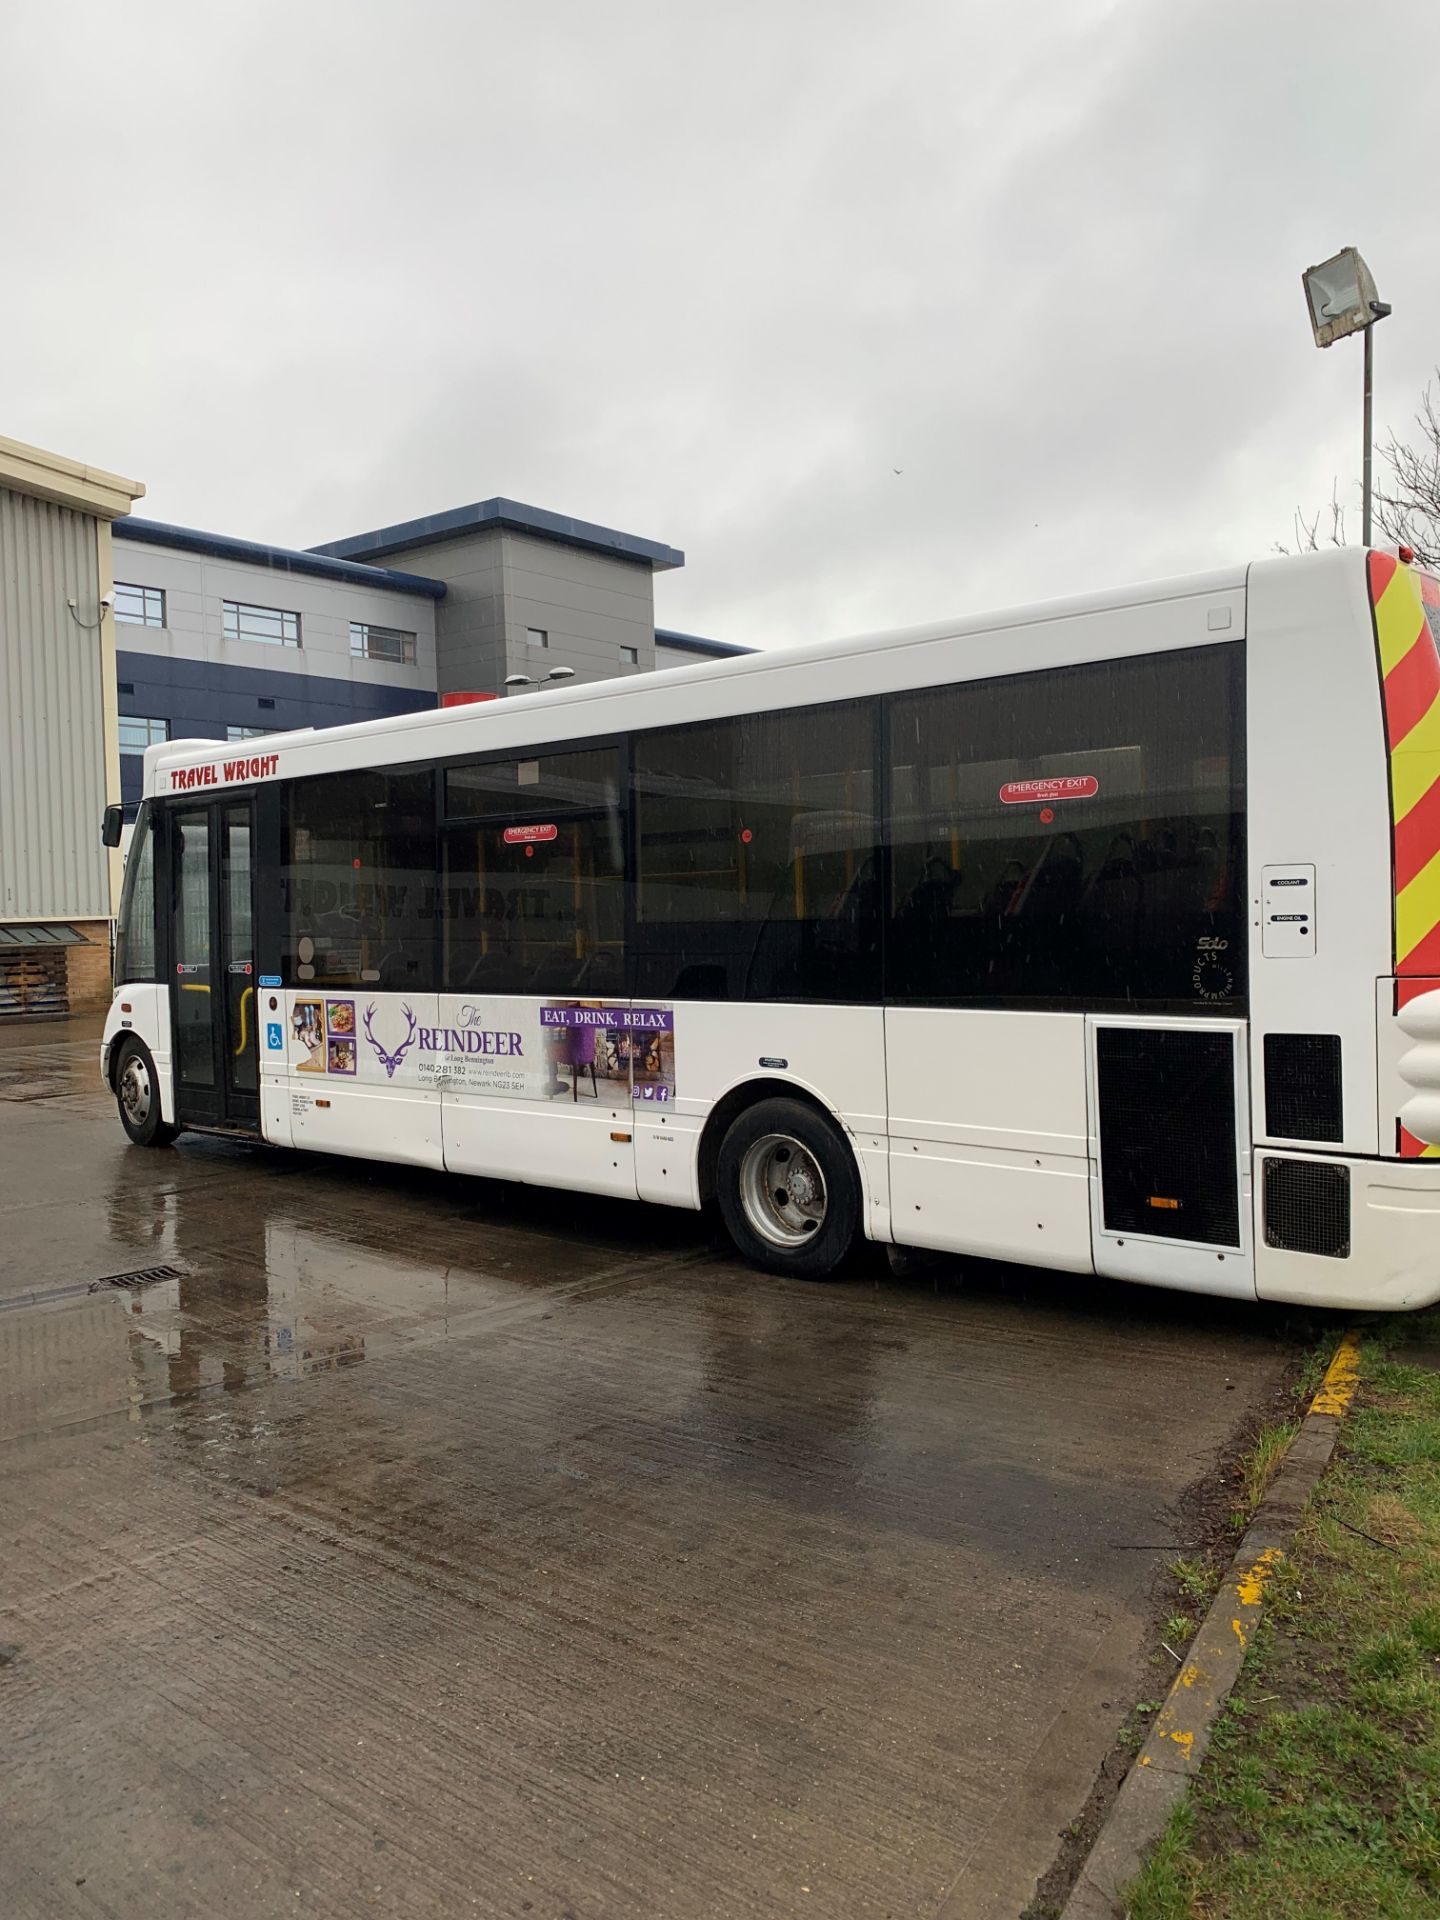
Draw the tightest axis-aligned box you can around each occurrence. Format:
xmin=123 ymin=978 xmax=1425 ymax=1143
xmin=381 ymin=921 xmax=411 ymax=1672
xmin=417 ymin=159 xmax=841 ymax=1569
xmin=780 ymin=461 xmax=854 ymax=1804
xmin=446 ymin=747 xmax=620 ymax=820
xmin=443 ymin=813 xmax=626 ymax=997
xmin=634 ymin=702 xmax=880 ymax=1001
xmin=281 ymin=768 xmax=437 ymax=990
xmin=887 ymin=644 xmax=1245 ymax=1011
xmin=114 ymin=802 xmax=157 ymax=983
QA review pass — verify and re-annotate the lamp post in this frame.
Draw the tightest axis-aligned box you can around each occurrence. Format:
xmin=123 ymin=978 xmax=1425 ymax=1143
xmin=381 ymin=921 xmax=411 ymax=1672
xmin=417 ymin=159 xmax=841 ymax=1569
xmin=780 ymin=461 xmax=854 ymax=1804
xmin=503 ymin=667 xmax=577 ymax=695
xmin=1302 ymin=247 xmax=1392 ymax=546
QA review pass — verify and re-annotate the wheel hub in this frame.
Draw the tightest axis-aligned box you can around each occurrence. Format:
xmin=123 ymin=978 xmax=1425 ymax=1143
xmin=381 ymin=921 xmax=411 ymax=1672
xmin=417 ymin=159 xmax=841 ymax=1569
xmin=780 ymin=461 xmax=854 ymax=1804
xmin=738 ymin=1132 xmax=829 ymax=1248
xmin=120 ymin=1057 xmax=151 ymax=1126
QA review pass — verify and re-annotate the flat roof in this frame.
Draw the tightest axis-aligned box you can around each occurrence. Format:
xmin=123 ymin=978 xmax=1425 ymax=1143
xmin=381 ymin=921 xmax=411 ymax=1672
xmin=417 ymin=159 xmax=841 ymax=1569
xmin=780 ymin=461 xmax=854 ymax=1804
xmin=310 ymin=497 xmax=685 ymax=572
xmin=0 ymin=922 xmax=88 ymax=947
xmin=0 ymin=433 xmax=144 ymax=520
xmin=654 ymin=627 xmax=754 ymax=658
xmin=115 ymin=518 xmax=448 ymax=599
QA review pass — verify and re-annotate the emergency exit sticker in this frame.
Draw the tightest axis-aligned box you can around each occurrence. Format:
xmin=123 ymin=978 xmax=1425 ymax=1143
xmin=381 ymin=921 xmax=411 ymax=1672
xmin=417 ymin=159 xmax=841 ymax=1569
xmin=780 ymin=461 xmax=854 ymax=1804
xmin=999 ymin=775 xmax=1099 ymax=805
xmin=503 ymin=823 xmax=558 ymax=844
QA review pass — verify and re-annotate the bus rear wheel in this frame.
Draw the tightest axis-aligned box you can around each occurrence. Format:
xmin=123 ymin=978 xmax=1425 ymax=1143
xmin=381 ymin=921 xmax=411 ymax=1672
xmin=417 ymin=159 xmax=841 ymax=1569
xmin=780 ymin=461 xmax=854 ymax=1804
xmin=115 ymin=1038 xmax=177 ymax=1149
xmin=717 ymin=1096 xmax=860 ymax=1280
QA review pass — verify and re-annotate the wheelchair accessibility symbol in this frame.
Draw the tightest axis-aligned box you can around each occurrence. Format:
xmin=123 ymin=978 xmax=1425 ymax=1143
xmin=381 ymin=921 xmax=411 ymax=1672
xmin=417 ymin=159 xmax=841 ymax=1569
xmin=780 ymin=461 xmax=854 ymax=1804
xmin=266 ymin=1022 xmax=284 ymax=1050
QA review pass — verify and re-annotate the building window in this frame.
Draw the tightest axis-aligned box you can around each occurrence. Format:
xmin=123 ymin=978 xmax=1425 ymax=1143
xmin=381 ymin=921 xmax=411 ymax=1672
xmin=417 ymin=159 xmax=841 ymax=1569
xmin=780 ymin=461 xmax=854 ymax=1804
xmin=526 ymin=627 xmax=549 ymax=649
xmin=223 ymin=600 xmax=301 ymax=647
xmin=118 ymin=716 xmax=169 ymax=755
xmin=227 ymin=725 xmax=274 ymax=741
xmin=621 ymin=647 xmax=639 ymax=666
xmin=114 ymin=583 xmax=166 ymax=628
xmin=350 ymin=621 xmax=416 ymax=665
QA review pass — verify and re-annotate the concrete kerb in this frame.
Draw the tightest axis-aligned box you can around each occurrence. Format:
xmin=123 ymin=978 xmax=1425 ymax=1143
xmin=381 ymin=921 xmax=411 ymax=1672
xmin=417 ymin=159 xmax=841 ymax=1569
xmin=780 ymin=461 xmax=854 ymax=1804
xmin=1058 ymin=1328 xmax=1365 ymax=1920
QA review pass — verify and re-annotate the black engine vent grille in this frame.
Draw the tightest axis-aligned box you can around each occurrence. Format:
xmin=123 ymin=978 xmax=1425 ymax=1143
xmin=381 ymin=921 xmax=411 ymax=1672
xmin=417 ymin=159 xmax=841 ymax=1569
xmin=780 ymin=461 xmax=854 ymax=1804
xmin=1263 ymin=1157 xmax=1351 ymax=1259
xmin=1264 ymin=1033 xmax=1343 ymax=1142
xmin=1096 ymin=1026 xmax=1240 ymax=1247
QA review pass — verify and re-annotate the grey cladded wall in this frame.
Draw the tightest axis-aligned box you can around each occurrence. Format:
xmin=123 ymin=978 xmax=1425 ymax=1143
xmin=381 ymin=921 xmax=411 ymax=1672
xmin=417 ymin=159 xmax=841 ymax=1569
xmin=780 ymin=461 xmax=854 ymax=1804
xmin=406 ymin=528 xmax=656 ymax=694
xmin=108 ymin=537 xmax=438 ymax=702
xmin=109 ymin=535 xmax=439 ymax=811
xmin=0 ymin=486 xmax=109 ymax=919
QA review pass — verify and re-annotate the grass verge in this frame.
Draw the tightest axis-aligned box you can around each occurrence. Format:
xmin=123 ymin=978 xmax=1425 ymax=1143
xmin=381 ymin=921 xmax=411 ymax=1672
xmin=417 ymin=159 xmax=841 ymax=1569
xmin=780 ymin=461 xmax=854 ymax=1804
xmin=1126 ymin=1311 xmax=1440 ymax=1920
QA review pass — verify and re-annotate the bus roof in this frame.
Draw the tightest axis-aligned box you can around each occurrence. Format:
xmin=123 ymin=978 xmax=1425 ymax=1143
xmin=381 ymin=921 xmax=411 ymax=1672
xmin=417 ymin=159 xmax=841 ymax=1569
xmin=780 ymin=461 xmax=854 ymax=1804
xmin=143 ymin=556 xmax=1262 ymax=789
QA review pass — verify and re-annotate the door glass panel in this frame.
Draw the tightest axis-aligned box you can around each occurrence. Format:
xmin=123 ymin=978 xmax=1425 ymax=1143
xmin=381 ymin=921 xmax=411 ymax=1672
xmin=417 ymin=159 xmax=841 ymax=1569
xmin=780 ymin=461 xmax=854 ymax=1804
xmin=172 ymin=809 xmax=215 ymax=1088
xmin=224 ymin=806 xmax=258 ymax=1095
xmin=114 ymin=802 xmax=157 ymax=983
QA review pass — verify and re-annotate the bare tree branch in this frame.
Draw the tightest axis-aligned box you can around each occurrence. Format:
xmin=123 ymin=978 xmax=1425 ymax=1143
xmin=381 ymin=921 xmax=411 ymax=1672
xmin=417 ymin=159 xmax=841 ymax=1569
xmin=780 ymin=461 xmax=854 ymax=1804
xmin=1282 ymin=370 xmax=1440 ymax=564
xmin=1276 ymin=482 xmax=1345 ymax=556
xmin=1374 ymin=379 xmax=1440 ymax=567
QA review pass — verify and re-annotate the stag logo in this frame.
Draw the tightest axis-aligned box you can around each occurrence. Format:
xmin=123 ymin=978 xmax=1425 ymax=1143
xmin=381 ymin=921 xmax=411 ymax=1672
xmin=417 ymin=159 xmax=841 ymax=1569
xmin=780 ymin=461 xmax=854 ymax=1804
xmin=363 ymin=1002 xmax=418 ymax=1079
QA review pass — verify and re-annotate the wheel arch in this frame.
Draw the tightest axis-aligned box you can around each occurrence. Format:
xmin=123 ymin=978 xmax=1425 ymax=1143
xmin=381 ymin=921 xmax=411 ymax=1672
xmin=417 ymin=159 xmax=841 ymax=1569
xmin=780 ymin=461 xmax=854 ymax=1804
xmin=696 ymin=1075 xmax=866 ymax=1207
xmin=106 ymin=1028 xmax=145 ymax=1092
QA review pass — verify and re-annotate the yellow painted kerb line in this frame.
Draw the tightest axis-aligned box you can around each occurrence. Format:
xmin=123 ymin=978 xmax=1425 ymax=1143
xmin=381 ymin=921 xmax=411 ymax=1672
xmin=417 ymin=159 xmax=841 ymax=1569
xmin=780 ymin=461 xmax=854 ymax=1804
xmin=1309 ymin=1329 xmax=1363 ymax=1417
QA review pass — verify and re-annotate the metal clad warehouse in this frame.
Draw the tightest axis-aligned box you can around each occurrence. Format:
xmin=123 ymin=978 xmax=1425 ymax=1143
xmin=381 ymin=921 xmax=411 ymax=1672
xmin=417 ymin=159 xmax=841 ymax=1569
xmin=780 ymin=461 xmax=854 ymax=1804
xmin=0 ymin=439 xmax=144 ymax=1013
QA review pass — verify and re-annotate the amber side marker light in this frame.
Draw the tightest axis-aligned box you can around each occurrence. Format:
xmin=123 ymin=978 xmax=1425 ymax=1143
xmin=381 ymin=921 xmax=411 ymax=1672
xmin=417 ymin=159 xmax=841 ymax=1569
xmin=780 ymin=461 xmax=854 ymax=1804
xmin=1148 ymin=1196 xmax=1181 ymax=1211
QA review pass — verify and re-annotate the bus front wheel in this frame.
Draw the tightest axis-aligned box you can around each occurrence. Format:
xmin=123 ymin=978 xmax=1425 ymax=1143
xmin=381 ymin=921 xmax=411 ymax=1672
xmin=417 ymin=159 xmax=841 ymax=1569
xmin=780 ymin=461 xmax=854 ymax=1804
xmin=717 ymin=1096 xmax=859 ymax=1280
xmin=115 ymin=1039 xmax=177 ymax=1149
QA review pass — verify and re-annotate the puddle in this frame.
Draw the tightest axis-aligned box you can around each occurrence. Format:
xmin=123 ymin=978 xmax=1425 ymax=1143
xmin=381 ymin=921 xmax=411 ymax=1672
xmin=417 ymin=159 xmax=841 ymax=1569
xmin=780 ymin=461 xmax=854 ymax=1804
xmin=0 ymin=1214 xmax=667 ymax=1443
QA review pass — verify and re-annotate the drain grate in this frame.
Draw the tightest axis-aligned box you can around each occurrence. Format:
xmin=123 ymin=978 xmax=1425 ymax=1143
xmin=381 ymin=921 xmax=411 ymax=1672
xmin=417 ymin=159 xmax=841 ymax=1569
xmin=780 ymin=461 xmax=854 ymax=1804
xmin=90 ymin=1264 xmax=186 ymax=1293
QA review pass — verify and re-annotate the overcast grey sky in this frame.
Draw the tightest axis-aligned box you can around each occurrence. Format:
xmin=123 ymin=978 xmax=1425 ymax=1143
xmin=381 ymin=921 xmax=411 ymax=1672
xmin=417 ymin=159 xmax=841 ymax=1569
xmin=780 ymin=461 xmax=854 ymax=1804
xmin=4 ymin=0 xmax=1437 ymax=648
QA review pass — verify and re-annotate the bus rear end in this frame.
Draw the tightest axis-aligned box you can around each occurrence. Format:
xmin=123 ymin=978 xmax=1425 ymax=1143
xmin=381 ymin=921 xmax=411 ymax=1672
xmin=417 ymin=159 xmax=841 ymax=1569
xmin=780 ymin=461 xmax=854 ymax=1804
xmin=1249 ymin=547 xmax=1440 ymax=1308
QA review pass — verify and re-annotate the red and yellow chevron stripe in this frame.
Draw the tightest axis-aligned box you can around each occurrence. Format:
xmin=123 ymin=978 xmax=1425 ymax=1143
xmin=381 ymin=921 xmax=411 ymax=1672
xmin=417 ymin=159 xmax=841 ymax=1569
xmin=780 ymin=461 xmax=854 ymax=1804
xmin=1372 ymin=554 xmax=1440 ymax=1156
xmin=1372 ymin=552 xmax=1440 ymax=974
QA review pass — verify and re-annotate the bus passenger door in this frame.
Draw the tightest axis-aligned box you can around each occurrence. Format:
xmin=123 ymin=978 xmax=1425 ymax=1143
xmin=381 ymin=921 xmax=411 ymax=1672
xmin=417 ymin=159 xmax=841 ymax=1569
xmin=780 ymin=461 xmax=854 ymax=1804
xmin=167 ymin=799 xmax=259 ymax=1132
xmin=220 ymin=802 xmax=260 ymax=1127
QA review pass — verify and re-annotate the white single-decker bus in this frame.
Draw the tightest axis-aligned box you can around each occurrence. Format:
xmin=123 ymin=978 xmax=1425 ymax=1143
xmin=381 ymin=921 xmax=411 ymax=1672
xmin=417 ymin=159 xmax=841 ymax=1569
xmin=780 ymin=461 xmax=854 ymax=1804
xmin=103 ymin=548 xmax=1440 ymax=1309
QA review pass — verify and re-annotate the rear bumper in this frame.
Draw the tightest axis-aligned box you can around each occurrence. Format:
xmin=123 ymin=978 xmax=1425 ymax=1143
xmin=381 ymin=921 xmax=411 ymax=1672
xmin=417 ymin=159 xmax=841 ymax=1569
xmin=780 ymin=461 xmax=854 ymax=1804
xmin=1257 ymin=1150 xmax=1440 ymax=1310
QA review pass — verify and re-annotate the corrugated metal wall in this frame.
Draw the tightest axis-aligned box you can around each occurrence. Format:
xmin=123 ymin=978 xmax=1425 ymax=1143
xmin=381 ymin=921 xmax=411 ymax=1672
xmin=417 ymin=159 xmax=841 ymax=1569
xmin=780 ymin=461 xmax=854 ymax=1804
xmin=0 ymin=487 xmax=109 ymax=919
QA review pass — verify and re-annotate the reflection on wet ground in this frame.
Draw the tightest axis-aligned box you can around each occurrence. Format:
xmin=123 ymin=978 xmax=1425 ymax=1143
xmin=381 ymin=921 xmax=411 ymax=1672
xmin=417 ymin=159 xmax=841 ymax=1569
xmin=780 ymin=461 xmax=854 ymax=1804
xmin=0 ymin=1021 xmax=1302 ymax=1918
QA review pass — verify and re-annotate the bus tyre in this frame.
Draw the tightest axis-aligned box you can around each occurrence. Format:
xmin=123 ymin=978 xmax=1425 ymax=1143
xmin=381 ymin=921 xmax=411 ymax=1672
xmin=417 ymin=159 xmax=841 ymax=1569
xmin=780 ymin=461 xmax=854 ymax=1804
xmin=717 ymin=1097 xmax=860 ymax=1280
xmin=114 ymin=1039 xmax=177 ymax=1149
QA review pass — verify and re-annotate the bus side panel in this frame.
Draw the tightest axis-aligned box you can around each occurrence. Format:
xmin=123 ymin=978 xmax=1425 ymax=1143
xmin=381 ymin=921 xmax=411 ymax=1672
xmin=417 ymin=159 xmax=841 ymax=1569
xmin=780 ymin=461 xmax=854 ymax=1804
xmin=258 ymin=987 xmax=292 ymax=1148
xmin=103 ymin=983 xmax=177 ymax=1125
xmin=276 ymin=991 xmax=445 ymax=1171
xmin=290 ymin=1080 xmax=444 ymax=1170
xmin=442 ymin=1086 xmax=639 ymax=1200
xmin=438 ymin=994 xmax=639 ymax=1201
xmin=669 ymin=1002 xmax=890 ymax=1239
xmin=885 ymin=1008 xmax=1093 ymax=1270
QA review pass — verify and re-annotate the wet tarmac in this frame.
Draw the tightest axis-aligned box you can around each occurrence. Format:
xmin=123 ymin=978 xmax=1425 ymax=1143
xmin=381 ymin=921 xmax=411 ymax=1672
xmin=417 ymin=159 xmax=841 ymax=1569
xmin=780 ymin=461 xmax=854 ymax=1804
xmin=1 ymin=1019 xmax=1297 ymax=1918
